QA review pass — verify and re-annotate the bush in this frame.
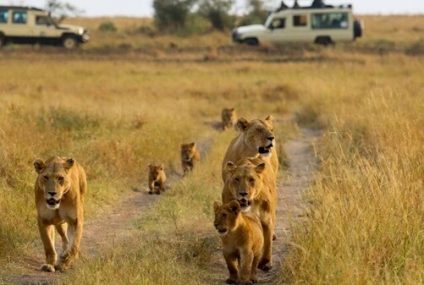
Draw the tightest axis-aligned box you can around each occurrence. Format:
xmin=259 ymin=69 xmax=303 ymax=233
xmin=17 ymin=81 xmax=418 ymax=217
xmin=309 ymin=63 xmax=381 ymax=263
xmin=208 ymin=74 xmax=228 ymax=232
xmin=98 ymin=21 xmax=118 ymax=32
xmin=153 ymin=0 xmax=197 ymax=32
xmin=198 ymin=0 xmax=235 ymax=31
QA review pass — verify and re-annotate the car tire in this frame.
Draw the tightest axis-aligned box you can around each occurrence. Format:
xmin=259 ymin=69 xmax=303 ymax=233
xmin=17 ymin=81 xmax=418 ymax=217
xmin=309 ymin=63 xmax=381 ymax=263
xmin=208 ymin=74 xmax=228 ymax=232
xmin=62 ymin=35 xmax=79 ymax=50
xmin=0 ymin=34 xmax=5 ymax=49
xmin=243 ymin=38 xmax=259 ymax=46
xmin=315 ymin=36 xmax=333 ymax=46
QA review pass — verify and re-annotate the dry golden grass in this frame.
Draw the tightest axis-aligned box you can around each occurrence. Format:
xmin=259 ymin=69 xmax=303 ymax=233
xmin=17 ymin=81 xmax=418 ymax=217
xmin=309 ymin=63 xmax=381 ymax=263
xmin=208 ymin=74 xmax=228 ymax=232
xmin=281 ymin=53 xmax=424 ymax=284
xmin=0 ymin=15 xmax=423 ymax=285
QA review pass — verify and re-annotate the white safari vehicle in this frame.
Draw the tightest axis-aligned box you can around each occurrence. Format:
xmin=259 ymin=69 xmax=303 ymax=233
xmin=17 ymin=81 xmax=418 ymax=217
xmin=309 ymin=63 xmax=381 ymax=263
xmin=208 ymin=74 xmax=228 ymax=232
xmin=232 ymin=3 xmax=362 ymax=45
xmin=0 ymin=6 xmax=89 ymax=49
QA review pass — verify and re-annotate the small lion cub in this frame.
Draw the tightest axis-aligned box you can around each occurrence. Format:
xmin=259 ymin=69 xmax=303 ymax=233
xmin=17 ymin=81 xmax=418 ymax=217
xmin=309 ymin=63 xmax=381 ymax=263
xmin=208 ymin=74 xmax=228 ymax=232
xmin=181 ymin=142 xmax=200 ymax=175
xmin=148 ymin=164 xmax=167 ymax=195
xmin=214 ymin=200 xmax=264 ymax=285
xmin=221 ymin=108 xmax=237 ymax=130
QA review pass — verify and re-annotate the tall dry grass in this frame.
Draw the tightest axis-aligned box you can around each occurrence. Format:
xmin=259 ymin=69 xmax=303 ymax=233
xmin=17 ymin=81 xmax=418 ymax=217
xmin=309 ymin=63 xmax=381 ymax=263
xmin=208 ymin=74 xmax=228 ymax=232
xmin=0 ymin=57 xmax=294 ymax=281
xmin=281 ymin=53 xmax=424 ymax=284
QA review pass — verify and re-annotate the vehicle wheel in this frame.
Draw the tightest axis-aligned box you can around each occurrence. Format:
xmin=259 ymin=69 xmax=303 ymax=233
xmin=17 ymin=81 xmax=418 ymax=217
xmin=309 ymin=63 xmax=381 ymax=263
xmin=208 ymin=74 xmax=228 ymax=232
xmin=0 ymin=34 xmax=5 ymax=49
xmin=243 ymin=38 xmax=259 ymax=46
xmin=315 ymin=36 xmax=333 ymax=46
xmin=62 ymin=36 xmax=78 ymax=50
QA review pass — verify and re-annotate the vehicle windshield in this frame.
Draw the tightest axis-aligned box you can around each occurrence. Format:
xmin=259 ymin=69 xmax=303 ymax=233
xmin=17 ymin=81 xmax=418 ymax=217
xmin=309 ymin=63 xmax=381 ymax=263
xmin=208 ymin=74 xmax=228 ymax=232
xmin=265 ymin=14 xmax=273 ymax=28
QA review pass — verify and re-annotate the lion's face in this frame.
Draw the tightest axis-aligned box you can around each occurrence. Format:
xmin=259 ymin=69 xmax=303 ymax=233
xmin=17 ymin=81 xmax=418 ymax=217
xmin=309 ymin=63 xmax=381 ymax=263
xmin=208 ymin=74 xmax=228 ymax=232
xmin=213 ymin=200 xmax=241 ymax=236
xmin=236 ymin=116 xmax=275 ymax=158
xmin=222 ymin=108 xmax=236 ymax=122
xmin=149 ymin=164 xmax=164 ymax=181
xmin=181 ymin=142 xmax=197 ymax=162
xmin=224 ymin=160 xmax=266 ymax=212
xmin=34 ymin=158 xmax=74 ymax=210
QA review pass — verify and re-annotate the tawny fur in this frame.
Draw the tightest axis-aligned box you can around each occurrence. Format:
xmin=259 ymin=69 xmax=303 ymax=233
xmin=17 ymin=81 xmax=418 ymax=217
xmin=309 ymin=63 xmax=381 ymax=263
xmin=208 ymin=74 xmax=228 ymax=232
xmin=148 ymin=164 xmax=167 ymax=195
xmin=221 ymin=108 xmax=237 ymax=130
xmin=214 ymin=200 xmax=264 ymax=285
xmin=222 ymin=157 xmax=277 ymax=271
xmin=222 ymin=115 xmax=278 ymax=182
xmin=33 ymin=156 xmax=87 ymax=272
xmin=181 ymin=142 xmax=201 ymax=175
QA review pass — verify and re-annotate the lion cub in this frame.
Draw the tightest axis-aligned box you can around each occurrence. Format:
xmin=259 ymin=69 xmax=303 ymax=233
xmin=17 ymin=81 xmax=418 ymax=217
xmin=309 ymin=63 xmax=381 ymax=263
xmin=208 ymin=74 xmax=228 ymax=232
xmin=33 ymin=156 xmax=87 ymax=272
xmin=181 ymin=142 xmax=200 ymax=175
xmin=148 ymin=164 xmax=167 ymax=195
xmin=221 ymin=108 xmax=237 ymax=130
xmin=214 ymin=200 xmax=264 ymax=285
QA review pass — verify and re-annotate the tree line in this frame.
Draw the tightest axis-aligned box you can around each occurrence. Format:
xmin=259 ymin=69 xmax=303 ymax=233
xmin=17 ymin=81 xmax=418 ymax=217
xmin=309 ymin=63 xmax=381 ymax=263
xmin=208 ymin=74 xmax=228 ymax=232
xmin=153 ymin=0 xmax=269 ymax=32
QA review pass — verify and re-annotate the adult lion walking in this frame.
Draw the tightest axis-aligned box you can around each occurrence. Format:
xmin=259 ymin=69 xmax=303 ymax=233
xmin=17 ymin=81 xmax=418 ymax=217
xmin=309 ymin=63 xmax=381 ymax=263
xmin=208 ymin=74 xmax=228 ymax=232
xmin=33 ymin=156 xmax=87 ymax=272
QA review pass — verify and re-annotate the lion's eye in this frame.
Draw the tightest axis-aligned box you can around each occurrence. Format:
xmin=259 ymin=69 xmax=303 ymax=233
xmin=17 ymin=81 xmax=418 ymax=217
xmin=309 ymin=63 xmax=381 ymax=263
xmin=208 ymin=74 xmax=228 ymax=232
xmin=57 ymin=176 xmax=64 ymax=183
xmin=234 ymin=177 xmax=240 ymax=183
xmin=249 ymin=177 xmax=255 ymax=184
xmin=43 ymin=175 xmax=49 ymax=181
xmin=222 ymin=213 xmax=227 ymax=218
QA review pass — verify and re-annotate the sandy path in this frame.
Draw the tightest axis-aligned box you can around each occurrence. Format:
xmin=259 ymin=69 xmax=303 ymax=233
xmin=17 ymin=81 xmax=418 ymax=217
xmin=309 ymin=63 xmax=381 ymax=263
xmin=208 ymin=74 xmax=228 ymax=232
xmin=208 ymin=128 xmax=320 ymax=284
xmin=7 ymin=136 xmax=214 ymax=285
xmin=6 ymin=126 xmax=319 ymax=285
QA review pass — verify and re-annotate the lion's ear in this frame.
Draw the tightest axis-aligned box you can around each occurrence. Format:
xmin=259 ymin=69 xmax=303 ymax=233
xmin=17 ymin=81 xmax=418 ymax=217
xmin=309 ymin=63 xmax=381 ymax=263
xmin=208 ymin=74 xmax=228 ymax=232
xmin=34 ymin=159 xmax=46 ymax=174
xmin=64 ymin=158 xmax=75 ymax=171
xmin=236 ymin=118 xmax=250 ymax=132
xmin=225 ymin=161 xmax=236 ymax=173
xmin=255 ymin=162 xmax=266 ymax=174
xmin=159 ymin=164 xmax=164 ymax=170
xmin=213 ymin=201 xmax=221 ymax=213
xmin=190 ymin=142 xmax=196 ymax=148
xmin=265 ymin=115 xmax=274 ymax=127
xmin=229 ymin=200 xmax=241 ymax=215
xmin=230 ymin=108 xmax=235 ymax=112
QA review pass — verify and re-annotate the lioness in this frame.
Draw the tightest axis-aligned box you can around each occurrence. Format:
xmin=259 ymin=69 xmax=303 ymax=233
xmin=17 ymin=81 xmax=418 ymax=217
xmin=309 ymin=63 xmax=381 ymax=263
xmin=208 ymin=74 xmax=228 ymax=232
xmin=148 ymin=164 xmax=166 ymax=195
xmin=33 ymin=156 xmax=87 ymax=272
xmin=181 ymin=142 xmax=200 ymax=175
xmin=214 ymin=200 xmax=263 ymax=285
xmin=222 ymin=115 xmax=278 ymax=181
xmin=222 ymin=157 xmax=277 ymax=271
xmin=221 ymin=108 xmax=237 ymax=130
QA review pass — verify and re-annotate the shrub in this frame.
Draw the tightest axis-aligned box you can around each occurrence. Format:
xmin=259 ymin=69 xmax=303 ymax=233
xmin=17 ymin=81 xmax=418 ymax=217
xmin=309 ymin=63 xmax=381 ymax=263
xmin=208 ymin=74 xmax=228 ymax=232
xmin=98 ymin=21 xmax=118 ymax=32
xmin=153 ymin=0 xmax=197 ymax=32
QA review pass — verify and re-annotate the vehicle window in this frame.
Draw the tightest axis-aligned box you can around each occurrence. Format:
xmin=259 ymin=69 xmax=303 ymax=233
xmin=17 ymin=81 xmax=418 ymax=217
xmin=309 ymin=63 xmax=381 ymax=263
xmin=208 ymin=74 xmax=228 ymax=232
xmin=293 ymin=15 xmax=308 ymax=27
xmin=12 ymin=11 xmax=28 ymax=24
xmin=36 ymin=16 xmax=51 ymax=26
xmin=270 ymin=18 xmax=285 ymax=29
xmin=312 ymin=12 xmax=349 ymax=29
xmin=0 ymin=9 xmax=8 ymax=24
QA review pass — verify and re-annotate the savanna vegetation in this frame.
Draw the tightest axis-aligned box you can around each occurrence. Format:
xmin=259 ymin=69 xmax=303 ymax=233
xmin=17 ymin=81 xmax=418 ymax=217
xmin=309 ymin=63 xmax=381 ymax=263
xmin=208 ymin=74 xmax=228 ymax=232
xmin=0 ymin=13 xmax=423 ymax=285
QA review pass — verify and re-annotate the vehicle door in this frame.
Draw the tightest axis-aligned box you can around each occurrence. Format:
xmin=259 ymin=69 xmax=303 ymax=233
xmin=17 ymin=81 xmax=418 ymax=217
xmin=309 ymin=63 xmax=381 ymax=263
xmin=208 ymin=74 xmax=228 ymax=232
xmin=288 ymin=13 xmax=311 ymax=42
xmin=9 ymin=10 xmax=32 ymax=40
xmin=33 ymin=14 xmax=61 ymax=43
xmin=267 ymin=17 xmax=287 ymax=44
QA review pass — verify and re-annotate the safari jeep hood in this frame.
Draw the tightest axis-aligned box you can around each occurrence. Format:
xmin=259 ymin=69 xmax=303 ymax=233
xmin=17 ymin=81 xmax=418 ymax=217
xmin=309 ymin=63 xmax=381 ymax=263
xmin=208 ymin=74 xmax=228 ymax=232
xmin=57 ymin=24 xmax=85 ymax=34
xmin=236 ymin=24 xmax=267 ymax=34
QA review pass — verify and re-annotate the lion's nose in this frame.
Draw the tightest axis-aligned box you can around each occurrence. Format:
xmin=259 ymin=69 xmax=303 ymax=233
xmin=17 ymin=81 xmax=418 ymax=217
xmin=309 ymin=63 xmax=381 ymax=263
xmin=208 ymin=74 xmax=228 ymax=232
xmin=48 ymin=192 xmax=57 ymax=196
xmin=268 ymin=136 xmax=275 ymax=141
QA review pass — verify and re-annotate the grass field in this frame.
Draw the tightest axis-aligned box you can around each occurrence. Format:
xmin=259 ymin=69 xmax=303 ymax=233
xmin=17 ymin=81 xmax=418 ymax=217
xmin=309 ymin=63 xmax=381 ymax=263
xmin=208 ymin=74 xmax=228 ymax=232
xmin=0 ymin=15 xmax=423 ymax=285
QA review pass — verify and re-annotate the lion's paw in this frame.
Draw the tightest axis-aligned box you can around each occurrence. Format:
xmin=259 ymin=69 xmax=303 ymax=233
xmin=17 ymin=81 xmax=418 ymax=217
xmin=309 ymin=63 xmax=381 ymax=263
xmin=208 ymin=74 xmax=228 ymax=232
xmin=40 ymin=264 xmax=55 ymax=272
